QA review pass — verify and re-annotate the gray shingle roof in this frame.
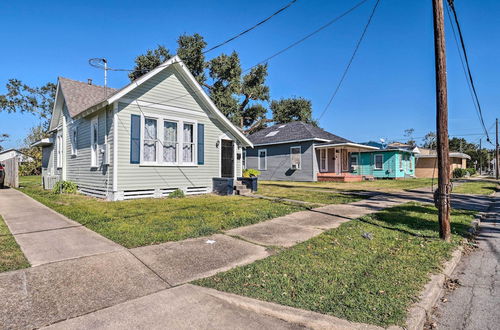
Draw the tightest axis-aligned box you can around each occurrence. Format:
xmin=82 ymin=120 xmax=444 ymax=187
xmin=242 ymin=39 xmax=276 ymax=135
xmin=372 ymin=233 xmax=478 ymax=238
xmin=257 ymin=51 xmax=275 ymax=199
xmin=248 ymin=121 xmax=352 ymax=145
xmin=59 ymin=77 xmax=119 ymax=117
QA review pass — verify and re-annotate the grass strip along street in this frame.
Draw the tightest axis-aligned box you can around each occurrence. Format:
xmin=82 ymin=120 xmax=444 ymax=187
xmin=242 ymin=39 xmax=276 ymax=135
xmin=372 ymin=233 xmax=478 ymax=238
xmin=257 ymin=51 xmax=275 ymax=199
xmin=452 ymin=180 xmax=498 ymax=195
xmin=0 ymin=215 xmax=30 ymax=272
xmin=18 ymin=176 xmax=305 ymax=248
xmin=195 ymin=203 xmax=476 ymax=327
xmin=257 ymin=184 xmax=364 ymax=205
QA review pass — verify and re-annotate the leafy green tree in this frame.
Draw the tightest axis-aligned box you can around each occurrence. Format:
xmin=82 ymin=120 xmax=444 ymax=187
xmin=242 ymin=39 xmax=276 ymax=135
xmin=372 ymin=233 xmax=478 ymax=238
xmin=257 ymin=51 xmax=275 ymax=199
xmin=130 ymin=36 xmax=270 ymax=128
xmin=403 ymin=128 xmax=416 ymax=146
xmin=0 ymin=133 xmax=8 ymax=152
xmin=0 ymin=79 xmax=56 ymax=130
xmin=128 ymin=45 xmax=171 ymax=81
xmin=270 ymin=97 xmax=316 ymax=125
xmin=19 ymin=124 xmax=49 ymax=175
xmin=422 ymin=132 xmax=437 ymax=149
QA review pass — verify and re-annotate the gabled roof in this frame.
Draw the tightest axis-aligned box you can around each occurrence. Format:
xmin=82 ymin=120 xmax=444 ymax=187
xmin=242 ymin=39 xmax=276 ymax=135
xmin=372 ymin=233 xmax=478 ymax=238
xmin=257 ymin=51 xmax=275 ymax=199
xmin=59 ymin=77 xmax=118 ymax=118
xmin=248 ymin=121 xmax=352 ymax=146
xmin=49 ymin=56 xmax=252 ymax=147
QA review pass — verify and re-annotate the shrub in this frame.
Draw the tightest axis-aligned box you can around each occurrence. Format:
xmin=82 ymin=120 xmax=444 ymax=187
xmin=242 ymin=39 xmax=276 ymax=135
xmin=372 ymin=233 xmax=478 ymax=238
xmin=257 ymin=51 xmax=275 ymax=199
xmin=452 ymin=168 xmax=468 ymax=178
xmin=243 ymin=169 xmax=261 ymax=178
xmin=466 ymin=168 xmax=476 ymax=176
xmin=169 ymin=188 xmax=185 ymax=198
xmin=52 ymin=181 xmax=78 ymax=194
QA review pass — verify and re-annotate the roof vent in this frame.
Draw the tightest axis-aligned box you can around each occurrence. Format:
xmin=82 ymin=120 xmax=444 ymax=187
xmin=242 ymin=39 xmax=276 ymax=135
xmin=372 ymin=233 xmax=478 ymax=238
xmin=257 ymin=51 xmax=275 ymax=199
xmin=279 ymin=125 xmax=286 ymax=128
xmin=87 ymin=79 xmax=92 ymax=85
xmin=265 ymin=131 xmax=279 ymax=137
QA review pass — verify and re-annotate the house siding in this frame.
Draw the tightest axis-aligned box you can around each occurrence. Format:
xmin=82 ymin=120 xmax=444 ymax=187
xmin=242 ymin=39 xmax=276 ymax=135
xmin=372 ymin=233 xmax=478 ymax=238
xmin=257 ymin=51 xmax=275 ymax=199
xmin=352 ymin=151 xmax=415 ymax=179
xmin=64 ymin=104 xmax=113 ymax=196
xmin=246 ymin=141 xmax=315 ymax=181
xmin=115 ymin=65 xmax=239 ymax=195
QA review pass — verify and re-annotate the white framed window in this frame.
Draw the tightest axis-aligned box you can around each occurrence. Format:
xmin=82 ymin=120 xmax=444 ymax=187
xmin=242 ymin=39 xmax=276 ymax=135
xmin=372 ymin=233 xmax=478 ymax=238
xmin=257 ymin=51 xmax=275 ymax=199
xmin=182 ymin=122 xmax=195 ymax=164
xmin=163 ymin=120 xmax=178 ymax=164
xmin=258 ymin=149 xmax=267 ymax=170
xmin=290 ymin=146 xmax=301 ymax=169
xmin=143 ymin=117 xmax=158 ymax=163
xmin=319 ymin=149 xmax=327 ymax=172
xmin=140 ymin=113 xmax=197 ymax=166
xmin=350 ymin=154 xmax=358 ymax=171
xmin=242 ymin=150 xmax=247 ymax=169
xmin=56 ymin=130 xmax=63 ymax=168
xmin=71 ymin=127 xmax=78 ymax=156
xmin=90 ymin=117 xmax=99 ymax=167
xmin=374 ymin=154 xmax=383 ymax=170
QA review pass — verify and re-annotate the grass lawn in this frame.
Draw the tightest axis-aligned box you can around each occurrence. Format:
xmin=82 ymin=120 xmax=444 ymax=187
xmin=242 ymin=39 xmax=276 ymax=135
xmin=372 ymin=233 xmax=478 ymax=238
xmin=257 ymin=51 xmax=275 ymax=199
xmin=260 ymin=178 xmax=435 ymax=193
xmin=453 ymin=180 xmax=498 ymax=195
xmin=18 ymin=176 xmax=304 ymax=248
xmin=257 ymin=184 xmax=364 ymax=205
xmin=195 ymin=203 xmax=476 ymax=327
xmin=0 ymin=215 xmax=30 ymax=272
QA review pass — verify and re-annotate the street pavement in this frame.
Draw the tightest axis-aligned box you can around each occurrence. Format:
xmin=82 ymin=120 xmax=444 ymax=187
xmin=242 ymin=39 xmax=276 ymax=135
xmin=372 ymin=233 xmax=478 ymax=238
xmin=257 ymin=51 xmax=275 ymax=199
xmin=432 ymin=191 xmax=500 ymax=330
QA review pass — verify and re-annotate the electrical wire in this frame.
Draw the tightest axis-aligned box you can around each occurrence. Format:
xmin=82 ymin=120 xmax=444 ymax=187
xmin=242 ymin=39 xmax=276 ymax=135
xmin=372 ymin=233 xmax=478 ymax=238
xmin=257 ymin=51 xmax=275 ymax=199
xmin=99 ymin=1 xmax=299 ymax=74
xmin=203 ymin=0 xmax=298 ymax=54
xmin=446 ymin=0 xmax=492 ymax=144
xmin=317 ymin=0 xmax=381 ymax=120
xmin=243 ymin=0 xmax=370 ymax=72
xmin=98 ymin=0 xmax=371 ymax=116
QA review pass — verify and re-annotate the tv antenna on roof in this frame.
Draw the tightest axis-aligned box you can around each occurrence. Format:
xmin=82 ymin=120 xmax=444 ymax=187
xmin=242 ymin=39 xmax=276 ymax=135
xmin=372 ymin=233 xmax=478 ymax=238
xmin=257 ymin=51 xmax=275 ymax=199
xmin=88 ymin=58 xmax=108 ymax=97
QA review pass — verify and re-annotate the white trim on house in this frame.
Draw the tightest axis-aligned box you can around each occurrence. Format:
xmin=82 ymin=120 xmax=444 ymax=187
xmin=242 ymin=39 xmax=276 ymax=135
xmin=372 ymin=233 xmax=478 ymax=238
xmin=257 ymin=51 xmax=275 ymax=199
xmin=314 ymin=142 xmax=379 ymax=151
xmin=112 ymin=102 xmax=118 ymax=195
xmin=254 ymin=138 xmax=331 ymax=147
xmin=73 ymin=56 xmax=252 ymax=148
xmin=90 ymin=116 xmax=99 ymax=168
xmin=258 ymin=149 xmax=267 ymax=171
xmin=139 ymin=111 xmax=198 ymax=167
xmin=290 ymin=146 xmax=302 ymax=170
xmin=70 ymin=126 xmax=78 ymax=156
xmin=48 ymin=82 xmax=63 ymax=131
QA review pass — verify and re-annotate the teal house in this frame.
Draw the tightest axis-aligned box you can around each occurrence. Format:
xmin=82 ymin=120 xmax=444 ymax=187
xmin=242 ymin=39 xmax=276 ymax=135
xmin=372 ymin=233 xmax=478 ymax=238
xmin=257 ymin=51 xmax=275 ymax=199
xmin=350 ymin=149 xmax=416 ymax=179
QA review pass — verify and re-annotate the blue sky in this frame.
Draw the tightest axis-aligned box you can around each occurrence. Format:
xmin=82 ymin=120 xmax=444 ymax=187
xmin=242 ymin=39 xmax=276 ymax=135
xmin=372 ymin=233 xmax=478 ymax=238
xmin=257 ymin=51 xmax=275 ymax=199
xmin=1 ymin=0 xmax=498 ymax=149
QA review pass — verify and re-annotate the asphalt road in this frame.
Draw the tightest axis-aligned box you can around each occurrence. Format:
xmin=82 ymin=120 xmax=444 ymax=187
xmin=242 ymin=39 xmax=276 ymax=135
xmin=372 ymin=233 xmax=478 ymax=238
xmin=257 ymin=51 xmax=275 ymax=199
xmin=433 ymin=192 xmax=500 ymax=330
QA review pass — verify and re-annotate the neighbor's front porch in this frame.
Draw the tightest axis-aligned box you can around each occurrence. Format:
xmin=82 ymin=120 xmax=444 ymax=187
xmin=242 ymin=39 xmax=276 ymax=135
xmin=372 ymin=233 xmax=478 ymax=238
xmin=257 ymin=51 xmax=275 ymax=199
xmin=314 ymin=143 xmax=378 ymax=182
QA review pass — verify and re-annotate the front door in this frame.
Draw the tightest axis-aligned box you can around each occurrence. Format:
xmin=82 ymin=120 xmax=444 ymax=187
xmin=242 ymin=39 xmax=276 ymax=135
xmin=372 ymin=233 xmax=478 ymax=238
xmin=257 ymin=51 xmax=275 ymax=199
xmin=221 ymin=140 xmax=234 ymax=178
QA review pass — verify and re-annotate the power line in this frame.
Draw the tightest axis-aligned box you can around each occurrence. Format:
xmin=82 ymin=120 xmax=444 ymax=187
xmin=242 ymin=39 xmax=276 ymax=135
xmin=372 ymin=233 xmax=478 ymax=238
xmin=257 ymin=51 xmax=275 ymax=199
xmin=446 ymin=0 xmax=492 ymax=144
xmin=103 ymin=0 xmax=370 ymax=114
xmin=203 ymin=0 xmax=298 ymax=54
xmin=317 ymin=0 xmax=381 ymax=120
xmin=243 ymin=0 xmax=370 ymax=72
xmin=100 ymin=1 xmax=299 ymax=74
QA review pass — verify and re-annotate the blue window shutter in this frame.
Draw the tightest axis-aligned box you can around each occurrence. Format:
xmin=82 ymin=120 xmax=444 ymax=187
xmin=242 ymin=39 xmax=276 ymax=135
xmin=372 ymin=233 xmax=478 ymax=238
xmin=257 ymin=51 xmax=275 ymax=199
xmin=197 ymin=123 xmax=204 ymax=165
xmin=130 ymin=115 xmax=141 ymax=164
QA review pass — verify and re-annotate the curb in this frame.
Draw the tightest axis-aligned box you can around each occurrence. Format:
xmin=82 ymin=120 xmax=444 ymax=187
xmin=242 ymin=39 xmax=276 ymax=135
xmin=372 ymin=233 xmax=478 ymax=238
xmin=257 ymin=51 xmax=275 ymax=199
xmin=403 ymin=214 xmax=482 ymax=330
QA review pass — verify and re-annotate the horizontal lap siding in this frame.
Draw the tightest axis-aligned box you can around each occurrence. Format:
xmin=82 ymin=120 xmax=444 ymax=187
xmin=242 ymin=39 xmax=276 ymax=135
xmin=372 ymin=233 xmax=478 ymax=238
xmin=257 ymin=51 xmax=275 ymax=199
xmin=246 ymin=141 xmax=314 ymax=181
xmin=65 ymin=106 xmax=112 ymax=191
xmin=116 ymin=66 xmax=230 ymax=191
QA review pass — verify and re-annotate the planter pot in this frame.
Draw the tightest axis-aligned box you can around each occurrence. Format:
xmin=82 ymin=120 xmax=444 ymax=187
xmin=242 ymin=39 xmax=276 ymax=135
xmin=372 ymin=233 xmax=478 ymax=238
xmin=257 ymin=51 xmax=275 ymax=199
xmin=237 ymin=177 xmax=258 ymax=192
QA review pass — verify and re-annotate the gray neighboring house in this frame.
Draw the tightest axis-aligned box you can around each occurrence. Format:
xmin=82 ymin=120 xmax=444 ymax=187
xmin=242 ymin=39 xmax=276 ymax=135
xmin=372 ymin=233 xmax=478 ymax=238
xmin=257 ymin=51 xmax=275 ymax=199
xmin=245 ymin=122 xmax=376 ymax=182
xmin=33 ymin=56 xmax=252 ymax=200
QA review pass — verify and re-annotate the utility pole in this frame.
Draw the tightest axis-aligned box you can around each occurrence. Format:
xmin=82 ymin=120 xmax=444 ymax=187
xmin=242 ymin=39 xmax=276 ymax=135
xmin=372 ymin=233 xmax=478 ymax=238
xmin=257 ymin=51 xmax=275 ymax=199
xmin=496 ymin=118 xmax=499 ymax=180
xmin=433 ymin=0 xmax=451 ymax=241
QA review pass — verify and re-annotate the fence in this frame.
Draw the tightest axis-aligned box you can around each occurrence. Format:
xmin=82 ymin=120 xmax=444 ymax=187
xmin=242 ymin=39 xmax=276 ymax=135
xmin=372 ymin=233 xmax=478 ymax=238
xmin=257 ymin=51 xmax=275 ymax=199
xmin=3 ymin=157 xmax=19 ymax=188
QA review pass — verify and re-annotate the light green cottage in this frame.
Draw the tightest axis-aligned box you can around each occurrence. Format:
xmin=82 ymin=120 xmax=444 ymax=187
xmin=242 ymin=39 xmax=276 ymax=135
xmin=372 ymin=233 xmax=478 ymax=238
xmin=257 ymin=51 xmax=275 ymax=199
xmin=35 ymin=56 xmax=253 ymax=200
xmin=350 ymin=149 xmax=416 ymax=179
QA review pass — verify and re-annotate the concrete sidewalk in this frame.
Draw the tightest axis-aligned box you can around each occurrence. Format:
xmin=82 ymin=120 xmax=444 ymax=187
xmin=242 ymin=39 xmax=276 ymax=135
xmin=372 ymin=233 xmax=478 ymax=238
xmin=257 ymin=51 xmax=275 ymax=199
xmin=432 ymin=191 xmax=500 ymax=329
xmin=0 ymin=188 xmax=122 ymax=266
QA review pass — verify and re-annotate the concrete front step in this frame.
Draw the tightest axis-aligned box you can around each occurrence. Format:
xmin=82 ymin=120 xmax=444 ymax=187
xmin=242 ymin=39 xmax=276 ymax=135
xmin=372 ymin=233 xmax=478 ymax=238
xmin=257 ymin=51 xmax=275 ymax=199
xmin=236 ymin=189 xmax=251 ymax=195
